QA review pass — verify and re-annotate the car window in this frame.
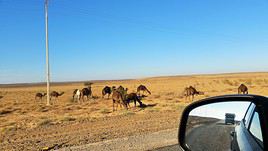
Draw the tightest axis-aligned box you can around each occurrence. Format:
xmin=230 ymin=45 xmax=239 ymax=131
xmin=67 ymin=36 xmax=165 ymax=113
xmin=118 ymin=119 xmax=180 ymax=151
xmin=243 ymin=103 xmax=255 ymax=128
xmin=249 ymin=111 xmax=263 ymax=145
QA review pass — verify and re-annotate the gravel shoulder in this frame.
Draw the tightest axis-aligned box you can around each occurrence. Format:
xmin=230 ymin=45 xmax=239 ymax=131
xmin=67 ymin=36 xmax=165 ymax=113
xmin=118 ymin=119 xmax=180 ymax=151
xmin=60 ymin=128 xmax=179 ymax=151
xmin=1 ymin=110 xmax=181 ymax=151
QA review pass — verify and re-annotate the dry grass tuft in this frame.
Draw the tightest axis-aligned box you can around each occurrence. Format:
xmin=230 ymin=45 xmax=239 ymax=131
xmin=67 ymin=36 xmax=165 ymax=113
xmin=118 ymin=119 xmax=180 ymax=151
xmin=123 ymin=110 xmax=135 ymax=116
xmin=99 ymin=108 xmax=111 ymax=114
xmin=153 ymin=95 xmax=161 ymax=99
xmin=60 ymin=116 xmax=76 ymax=122
xmin=222 ymin=79 xmax=234 ymax=86
xmin=245 ymin=79 xmax=253 ymax=85
xmin=38 ymin=119 xmax=53 ymax=127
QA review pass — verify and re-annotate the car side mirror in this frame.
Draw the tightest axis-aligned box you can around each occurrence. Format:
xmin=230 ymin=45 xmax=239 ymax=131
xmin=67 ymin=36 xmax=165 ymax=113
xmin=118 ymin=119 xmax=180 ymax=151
xmin=178 ymin=95 xmax=267 ymax=151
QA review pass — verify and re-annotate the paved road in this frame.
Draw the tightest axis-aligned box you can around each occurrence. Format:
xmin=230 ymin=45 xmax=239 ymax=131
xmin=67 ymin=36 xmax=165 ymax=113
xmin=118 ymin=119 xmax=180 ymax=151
xmin=185 ymin=120 xmax=235 ymax=151
xmin=59 ymin=129 xmax=181 ymax=151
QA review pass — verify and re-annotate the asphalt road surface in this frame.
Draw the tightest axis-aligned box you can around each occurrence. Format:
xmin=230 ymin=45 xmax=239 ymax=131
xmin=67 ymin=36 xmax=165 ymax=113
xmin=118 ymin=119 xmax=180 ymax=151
xmin=185 ymin=120 xmax=235 ymax=151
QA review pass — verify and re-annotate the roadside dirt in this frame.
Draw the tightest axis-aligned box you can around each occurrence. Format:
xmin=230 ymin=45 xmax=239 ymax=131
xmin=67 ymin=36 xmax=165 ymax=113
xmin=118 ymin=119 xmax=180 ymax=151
xmin=0 ymin=110 xmax=181 ymax=151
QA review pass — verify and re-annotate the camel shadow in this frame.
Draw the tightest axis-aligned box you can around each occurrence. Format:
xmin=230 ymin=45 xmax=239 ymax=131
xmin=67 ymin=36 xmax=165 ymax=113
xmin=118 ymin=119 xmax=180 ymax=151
xmin=139 ymin=103 xmax=157 ymax=109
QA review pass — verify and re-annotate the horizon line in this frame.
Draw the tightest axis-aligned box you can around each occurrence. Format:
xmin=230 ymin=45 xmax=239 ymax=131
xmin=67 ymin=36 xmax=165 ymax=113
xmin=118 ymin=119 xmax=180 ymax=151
xmin=1 ymin=71 xmax=268 ymax=86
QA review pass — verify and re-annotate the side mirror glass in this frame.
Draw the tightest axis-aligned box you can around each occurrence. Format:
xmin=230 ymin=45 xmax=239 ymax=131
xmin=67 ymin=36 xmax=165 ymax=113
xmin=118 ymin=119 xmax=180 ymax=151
xmin=185 ymin=101 xmax=250 ymax=151
xmin=177 ymin=95 xmax=267 ymax=151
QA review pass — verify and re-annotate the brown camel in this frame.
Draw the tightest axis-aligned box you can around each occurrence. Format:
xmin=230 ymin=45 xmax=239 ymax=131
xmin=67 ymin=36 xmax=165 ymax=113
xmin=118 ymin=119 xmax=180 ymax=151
xmin=81 ymin=86 xmax=92 ymax=101
xmin=184 ymin=86 xmax=204 ymax=102
xmin=238 ymin=84 xmax=248 ymax=94
xmin=137 ymin=85 xmax=151 ymax=95
xmin=35 ymin=92 xmax=47 ymax=101
xmin=125 ymin=93 xmax=146 ymax=108
xmin=112 ymin=90 xmax=128 ymax=111
xmin=102 ymin=86 xmax=112 ymax=99
xmin=116 ymin=86 xmax=128 ymax=100
xmin=50 ymin=91 xmax=64 ymax=101
xmin=117 ymin=85 xmax=126 ymax=93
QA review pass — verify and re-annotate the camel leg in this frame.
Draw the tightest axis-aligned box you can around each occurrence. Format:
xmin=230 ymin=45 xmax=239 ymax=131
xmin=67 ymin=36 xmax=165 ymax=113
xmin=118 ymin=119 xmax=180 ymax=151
xmin=113 ymin=100 xmax=115 ymax=112
xmin=125 ymin=103 xmax=128 ymax=110
xmin=137 ymin=99 xmax=143 ymax=107
xmin=83 ymin=95 xmax=85 ymax=102
xmin=116 ymin=102 xmax=119 ymax=111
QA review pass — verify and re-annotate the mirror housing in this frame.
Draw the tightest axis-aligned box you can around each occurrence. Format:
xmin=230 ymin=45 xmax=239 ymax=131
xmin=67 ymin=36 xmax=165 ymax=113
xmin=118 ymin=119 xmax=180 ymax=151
xmin=178 ymin=94 xmax=268 ymax=151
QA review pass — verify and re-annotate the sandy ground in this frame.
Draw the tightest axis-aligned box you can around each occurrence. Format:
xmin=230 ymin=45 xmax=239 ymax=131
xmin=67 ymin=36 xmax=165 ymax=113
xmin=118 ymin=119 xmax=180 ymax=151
xmin=0 ymin=72 xmax=268 ymax=150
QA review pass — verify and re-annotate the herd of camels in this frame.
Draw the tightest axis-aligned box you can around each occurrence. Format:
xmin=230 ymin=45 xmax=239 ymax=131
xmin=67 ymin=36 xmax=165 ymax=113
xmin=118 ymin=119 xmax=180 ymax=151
xmin=32 ymin=83 xmax=249 ymax=111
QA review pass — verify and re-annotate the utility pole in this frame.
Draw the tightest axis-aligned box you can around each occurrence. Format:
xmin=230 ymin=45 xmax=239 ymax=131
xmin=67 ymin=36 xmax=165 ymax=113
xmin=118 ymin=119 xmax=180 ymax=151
xmin=45 ymin=0 xmax=50 ymax=105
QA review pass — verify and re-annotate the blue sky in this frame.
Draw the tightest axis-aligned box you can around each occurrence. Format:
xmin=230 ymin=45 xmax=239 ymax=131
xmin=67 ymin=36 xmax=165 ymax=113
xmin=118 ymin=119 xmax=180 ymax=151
xmin=1 ymin=0 xmax=268 ymax=84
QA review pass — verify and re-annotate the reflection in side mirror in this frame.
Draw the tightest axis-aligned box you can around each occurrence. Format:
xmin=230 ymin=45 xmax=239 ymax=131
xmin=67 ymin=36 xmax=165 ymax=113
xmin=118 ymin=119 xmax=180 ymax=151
xmin=185 ymin=101 xmax=250 ymax=151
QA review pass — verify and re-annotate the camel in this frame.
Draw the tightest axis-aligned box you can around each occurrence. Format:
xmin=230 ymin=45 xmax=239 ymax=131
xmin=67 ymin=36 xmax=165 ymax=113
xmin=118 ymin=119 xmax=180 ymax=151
xmin=35 ymin=92 xmax=47 ymax=101
xmin=116 ymin=86 xmax=128 ymax=100
xmin=112 ymin=90 xmax=128 ymax=111
xmin=81 ymin=86 xmax=92 ymax=101
xmin=184 ymin=86 xmax=204 ymax=102
xmin=137 ymin=85 xmax=151 ymax=95
xmin=238 ymin=84 xmax=248 ymax=94
xmin=125 ymin=93 xmax=146 ymax=108
xmin=102 ymin=86 xmax=112 ymax=99
xmin=73 ymin=89 xmax=82 ymax=102
xmin=0 ymin=96 xmax=3 ymax=99
xmin=50 ymin=91 xmax=64 ymax=101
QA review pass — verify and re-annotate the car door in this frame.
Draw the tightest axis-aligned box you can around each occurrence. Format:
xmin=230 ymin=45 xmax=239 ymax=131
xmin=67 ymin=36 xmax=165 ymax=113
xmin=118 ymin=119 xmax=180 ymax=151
xmin=232 ymin=103 xmax=263 ymax=151
xmin=247 ymin=108 xmax=263 ymax=150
